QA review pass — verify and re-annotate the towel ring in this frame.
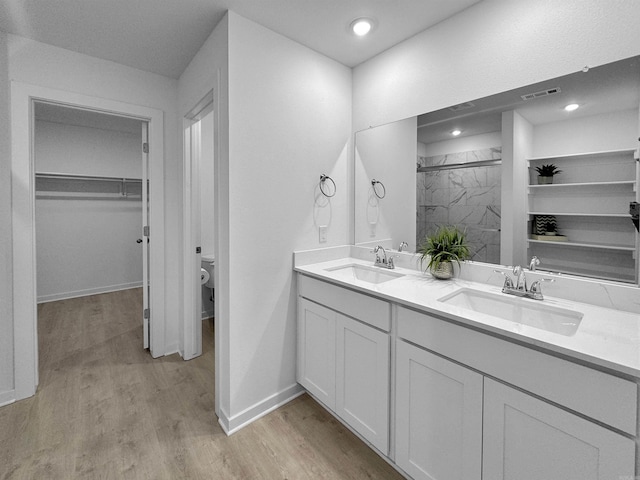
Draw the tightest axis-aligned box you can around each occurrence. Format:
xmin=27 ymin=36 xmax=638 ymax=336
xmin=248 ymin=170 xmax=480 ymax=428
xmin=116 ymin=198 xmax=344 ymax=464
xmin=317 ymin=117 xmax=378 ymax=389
xmin=319 ymin=174 xmax=336 ymax=198
xmin=371 ymin=179 xmax=386 ymax=199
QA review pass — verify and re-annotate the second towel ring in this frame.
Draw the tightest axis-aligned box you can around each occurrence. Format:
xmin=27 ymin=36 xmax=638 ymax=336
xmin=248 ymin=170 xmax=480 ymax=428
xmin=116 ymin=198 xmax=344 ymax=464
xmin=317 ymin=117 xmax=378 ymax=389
xmin=319 ymin=174 xmax=336 ymax=198
xmin=371 ymin=179 xmax=386 ymax=199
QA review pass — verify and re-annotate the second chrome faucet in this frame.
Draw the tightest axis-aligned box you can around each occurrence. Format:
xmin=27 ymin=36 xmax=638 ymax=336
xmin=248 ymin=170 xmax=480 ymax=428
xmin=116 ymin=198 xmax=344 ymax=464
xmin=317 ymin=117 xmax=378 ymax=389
xmin=496 ymin=258 xmax=554 ymax=300
xmin=372 ymin=245 xmax=398 ymax=269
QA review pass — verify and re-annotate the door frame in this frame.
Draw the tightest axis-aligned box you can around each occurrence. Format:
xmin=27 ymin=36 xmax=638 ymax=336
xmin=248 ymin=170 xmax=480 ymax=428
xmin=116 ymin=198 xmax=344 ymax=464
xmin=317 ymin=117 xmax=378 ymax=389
xmin=10 ymin=81 xmax=166 ymax=401
xmin=182 ymin=92 xmax=214 ymax=360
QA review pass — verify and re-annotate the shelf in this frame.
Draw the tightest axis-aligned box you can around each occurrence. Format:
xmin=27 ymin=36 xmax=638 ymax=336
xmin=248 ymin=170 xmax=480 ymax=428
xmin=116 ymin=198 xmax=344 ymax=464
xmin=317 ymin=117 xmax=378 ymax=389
xmin=528 ymin=239 xmax=635 ymax=252
xmin=528 ymin=181 xmax=636 ymax=189
xmin=36 ymin=172 xmax=142 ymax=183
xmin=526 ymin=146 xmax=638 ymax=284
xmin=534 ymin=266 xmax=636 ymax=284
xmin=528 ymin=148 xmax=637 ymax=163
xmin=35 ymin=172 xmax=143 ymax=200
xmin=528 ymin=212 xmax=630 ymax=218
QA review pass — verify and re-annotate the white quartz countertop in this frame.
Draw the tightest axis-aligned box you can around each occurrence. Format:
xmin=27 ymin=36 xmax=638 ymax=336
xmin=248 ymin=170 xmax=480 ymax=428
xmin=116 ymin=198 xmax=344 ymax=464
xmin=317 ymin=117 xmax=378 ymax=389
xmin=295 ymin=256 xmax=640 ymax=378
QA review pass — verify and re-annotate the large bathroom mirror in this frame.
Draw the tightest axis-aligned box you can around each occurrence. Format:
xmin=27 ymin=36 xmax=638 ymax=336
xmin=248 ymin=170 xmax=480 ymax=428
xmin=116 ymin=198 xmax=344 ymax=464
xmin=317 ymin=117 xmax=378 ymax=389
xmin=354 ymin=55 xmax=640 ymax=284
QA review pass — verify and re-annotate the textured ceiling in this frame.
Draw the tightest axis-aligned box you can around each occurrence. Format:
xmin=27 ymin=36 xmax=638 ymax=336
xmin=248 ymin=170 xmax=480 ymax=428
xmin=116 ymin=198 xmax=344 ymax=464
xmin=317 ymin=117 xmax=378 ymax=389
xmin=0 ymin=0 xmax=481 ymax=78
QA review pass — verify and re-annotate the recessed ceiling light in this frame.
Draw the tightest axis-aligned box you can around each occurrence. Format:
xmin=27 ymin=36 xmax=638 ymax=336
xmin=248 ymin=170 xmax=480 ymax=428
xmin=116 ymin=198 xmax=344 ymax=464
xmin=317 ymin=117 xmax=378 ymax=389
xmin=451 ymin=129 xmax=462 ymax=136
xmin=564 ymin=103 xmax=580 ymax=112
xmin=351 ymin=18 xmax=374 ymax=36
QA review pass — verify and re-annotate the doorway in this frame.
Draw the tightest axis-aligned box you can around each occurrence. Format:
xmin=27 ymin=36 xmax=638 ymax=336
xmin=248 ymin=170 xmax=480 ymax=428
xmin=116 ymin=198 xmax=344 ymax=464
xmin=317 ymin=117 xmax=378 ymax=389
xmin=33 ymin=102 xmax=149 ymax=355
xmin=183 ymin=93 xmax=215 ymax=360
xmin=10 ymin=82 xmax=166 ymax=402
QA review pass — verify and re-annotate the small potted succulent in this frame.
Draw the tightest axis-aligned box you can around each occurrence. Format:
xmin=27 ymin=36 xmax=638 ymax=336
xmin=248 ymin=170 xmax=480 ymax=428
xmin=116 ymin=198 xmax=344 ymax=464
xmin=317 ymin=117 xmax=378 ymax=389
xmin=418 ymin=225 xmax=471 ymax=279
xmin=535 ymin=164 xmax=562 ymax=184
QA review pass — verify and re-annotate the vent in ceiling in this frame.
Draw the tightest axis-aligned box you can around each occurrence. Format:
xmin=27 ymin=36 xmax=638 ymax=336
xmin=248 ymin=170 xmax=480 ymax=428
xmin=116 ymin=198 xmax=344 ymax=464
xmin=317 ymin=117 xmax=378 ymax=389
xmin=521 ymin=87 xmax=562 ymax=101
xmin=449 ymin=101 xmax=475 ymax=112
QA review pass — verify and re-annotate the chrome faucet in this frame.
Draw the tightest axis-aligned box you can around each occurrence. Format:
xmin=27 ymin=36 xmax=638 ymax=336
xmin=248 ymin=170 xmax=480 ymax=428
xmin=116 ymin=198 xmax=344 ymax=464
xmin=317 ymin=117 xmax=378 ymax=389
xmin=398 ymin=241 xmax=409 ymax=252
xmin=495 ymin=265 xmax=554 ymax=300
xmin=529 ymin=256 xmax=540 ymax=271
xmin=372 ymin=245 xmax=397 ymax=269
xmin=513 ymin=265 xmax=527 ymax=291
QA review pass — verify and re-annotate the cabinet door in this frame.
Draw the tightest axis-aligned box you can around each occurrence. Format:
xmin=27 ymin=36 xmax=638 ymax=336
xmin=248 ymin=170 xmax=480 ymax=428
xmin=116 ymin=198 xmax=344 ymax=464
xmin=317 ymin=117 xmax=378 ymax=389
xmin=336 ymin=314 xmax=390 ymax=454
xmin=483 ymin=378 xmax=635 ymax=480
xmin=395 ymin=340 xmax=483 ymax=480
xmin=297 ymin=298 xmax=336 ymax=409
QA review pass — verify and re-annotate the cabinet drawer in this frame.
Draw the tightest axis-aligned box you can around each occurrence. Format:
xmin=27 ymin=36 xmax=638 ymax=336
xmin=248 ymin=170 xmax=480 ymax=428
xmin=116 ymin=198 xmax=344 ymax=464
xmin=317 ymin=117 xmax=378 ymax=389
xmin=298 ymin=274 xmax=391 ymax=332
xmin=397 ymin=306 xmax=638 ymax=435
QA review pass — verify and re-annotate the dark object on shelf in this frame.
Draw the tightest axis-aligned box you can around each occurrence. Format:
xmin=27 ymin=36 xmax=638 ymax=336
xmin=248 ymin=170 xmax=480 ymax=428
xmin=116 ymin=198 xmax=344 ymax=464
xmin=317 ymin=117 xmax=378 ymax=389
xmin=630 ymin=202 xmax=639 ymax=232
xmin=533 ymin=215 xmax=556 ymax=235
xmin=535 ymin=164 xmax=562 ymax=184
xmin=535 ymin=164 xmax=563 ymax=176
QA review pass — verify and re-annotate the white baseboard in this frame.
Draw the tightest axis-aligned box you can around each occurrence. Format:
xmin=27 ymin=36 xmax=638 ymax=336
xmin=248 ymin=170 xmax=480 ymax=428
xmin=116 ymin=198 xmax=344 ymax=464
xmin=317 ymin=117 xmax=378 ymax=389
xmin=218 ymin=383 xmax=305 ymax=435
xmin=37 ymin=281 xmax=143 ymax=303
xmin=164 ymin=342 xmax=180 ymax=357
xmin=0 ymin=389 xmax=16 ymax=408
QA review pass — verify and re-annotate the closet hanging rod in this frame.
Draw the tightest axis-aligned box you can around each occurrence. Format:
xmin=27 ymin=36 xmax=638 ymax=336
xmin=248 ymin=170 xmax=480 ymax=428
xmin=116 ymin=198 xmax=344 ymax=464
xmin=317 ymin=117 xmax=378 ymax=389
xmin=35 ymin=172 xmax=142 ymax=183
xmin=35 ymin=192 xmax=142 ymax=200
xmin=417 ymin=158 xmax=501 ymax=173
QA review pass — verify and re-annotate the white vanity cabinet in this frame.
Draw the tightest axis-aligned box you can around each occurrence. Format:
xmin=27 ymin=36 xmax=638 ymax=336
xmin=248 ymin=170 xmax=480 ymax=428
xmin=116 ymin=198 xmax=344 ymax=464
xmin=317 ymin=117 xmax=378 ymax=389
xmin=396 ymin=306 xmax=637 ymax=480
xmin=395 ymin=340 xmax=483 ymax=480
xmin=297 ymin=275 xmax=391 ymax=454
xmin=295 ymin=265 xmax=638 ymax=479
xmin=297 ymin=297 xmax=336 ymax=409
xmin=483 ymin=378 xmax=635 ymax=480
xmin=335 ymin=313 xmax=390 ymax=453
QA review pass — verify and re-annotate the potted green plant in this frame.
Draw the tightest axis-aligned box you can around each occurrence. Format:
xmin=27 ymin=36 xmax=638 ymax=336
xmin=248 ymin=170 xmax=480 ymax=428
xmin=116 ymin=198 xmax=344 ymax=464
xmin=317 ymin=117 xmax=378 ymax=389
xmin=418 ymin=225 xmax=471 ymax=279
xmin=535 ymin=164 xmax=562 ymax=184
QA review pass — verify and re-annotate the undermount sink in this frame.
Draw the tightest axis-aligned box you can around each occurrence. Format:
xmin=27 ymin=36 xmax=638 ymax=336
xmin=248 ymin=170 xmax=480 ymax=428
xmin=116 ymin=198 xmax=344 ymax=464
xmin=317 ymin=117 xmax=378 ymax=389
xmin=325 ymin=263 xmax=404 ymax=284
xmin=438 ymin=288 xmax=583 ymax=336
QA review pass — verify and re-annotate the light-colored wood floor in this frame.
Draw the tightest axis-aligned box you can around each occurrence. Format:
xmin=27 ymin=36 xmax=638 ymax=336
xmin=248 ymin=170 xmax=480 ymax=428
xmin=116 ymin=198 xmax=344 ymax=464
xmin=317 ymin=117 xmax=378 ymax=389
xmin=0 ymin=289 xmax=403 ymax=479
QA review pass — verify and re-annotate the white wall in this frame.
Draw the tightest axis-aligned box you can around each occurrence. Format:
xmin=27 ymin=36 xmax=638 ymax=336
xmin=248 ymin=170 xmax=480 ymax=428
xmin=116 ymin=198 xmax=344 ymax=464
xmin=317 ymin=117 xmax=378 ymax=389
xmin=353 ymin=0 xmax=640 ymax=131
xmin=532 ymin=109 xmax=639 ymax=157
xmin=178 ymin=12 xmax=352 ymax=433
xmin=177 ymin=13 xmax=229 ymax=421
xmin=501 ymin=110 xmax=533 ymax=266
xmin=0 ymin=31 xmax=14 ymax=405
xmin=223 ymin=13 xmax=352 ymax=432
xmin=354 ymin=117 xmax=417 ymax=250
xmin=421 ymin=131 xmax=502 ymax=157
xmin=35 ymin=120 xmax=141 ymax=177
xmin=35 ymin=120 xmax=142 ymax=302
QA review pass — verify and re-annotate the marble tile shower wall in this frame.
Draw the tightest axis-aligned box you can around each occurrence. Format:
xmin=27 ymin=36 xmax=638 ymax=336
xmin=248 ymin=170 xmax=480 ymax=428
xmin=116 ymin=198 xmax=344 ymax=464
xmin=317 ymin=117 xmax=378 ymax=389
xmin=417 ymin=147 xmax=501 ymax=264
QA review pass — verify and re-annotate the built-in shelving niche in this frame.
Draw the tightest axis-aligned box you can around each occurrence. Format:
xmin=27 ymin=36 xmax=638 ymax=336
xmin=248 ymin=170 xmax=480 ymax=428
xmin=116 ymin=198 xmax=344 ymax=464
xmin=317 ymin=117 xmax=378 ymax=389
xmin=527 ymin=148 xmax=639 ymax=284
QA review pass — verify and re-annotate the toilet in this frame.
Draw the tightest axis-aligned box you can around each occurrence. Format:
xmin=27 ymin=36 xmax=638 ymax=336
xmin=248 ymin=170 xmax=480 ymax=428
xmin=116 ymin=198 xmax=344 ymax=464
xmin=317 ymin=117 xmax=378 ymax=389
xmin=201 ymin=254 xmax=215 ymax=289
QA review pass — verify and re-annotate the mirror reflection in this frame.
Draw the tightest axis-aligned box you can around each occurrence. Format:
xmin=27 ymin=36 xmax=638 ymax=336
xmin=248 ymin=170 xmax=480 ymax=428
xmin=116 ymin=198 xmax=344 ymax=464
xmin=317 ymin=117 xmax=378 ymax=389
xmin=355 ymin=55 xmax=640 ymax=284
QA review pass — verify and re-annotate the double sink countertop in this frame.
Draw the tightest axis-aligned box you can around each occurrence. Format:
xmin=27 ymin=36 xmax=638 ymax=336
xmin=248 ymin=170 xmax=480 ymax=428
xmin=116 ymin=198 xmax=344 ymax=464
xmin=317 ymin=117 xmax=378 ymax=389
xmin=294 ymin=251 xmax=640 ymax=378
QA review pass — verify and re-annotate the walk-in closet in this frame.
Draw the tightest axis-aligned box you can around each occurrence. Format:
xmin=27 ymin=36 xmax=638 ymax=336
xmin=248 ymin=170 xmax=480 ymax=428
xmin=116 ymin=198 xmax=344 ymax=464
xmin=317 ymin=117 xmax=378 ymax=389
xmin=34 ymin=102 xmax=145 ymax=307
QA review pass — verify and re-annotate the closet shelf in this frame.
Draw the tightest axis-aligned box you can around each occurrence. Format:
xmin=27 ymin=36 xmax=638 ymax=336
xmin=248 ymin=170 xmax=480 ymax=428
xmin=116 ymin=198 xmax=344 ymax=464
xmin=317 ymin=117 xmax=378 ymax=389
xmin=36 ymin=172 xmax=142 ymax=183
xmin=35 ymin=172 xmax=143 ymax=200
